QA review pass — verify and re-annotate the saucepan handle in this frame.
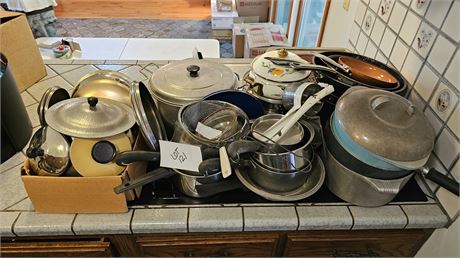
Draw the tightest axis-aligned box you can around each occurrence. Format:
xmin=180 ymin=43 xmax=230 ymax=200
xmin=422 ymin=167 xmax=459 ymax=196
xmin=115 ymin=151 xmax=160 ymax=166
xmin=227 ymin=140 xmax=263 ymax=160
xmin=198 ymin=158 xmax=221 ymax=176
xmin=113 ymin=167 xmax=174 ymax=194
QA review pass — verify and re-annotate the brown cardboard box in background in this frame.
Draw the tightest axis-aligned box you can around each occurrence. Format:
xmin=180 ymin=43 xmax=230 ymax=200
xmin=0 ymin=11 xmax=46 ymax=92
xmin=236 ymin=0 xmax=270 ymax=22
xmin=21 ymin=137 xmax=147 ymax=214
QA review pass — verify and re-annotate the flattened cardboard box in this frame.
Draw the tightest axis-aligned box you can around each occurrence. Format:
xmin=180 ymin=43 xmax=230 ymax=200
xmin=0 ymin=11 xmax=46 ymax=92
xmin=21 ymin=137 xmax=147 ymax=214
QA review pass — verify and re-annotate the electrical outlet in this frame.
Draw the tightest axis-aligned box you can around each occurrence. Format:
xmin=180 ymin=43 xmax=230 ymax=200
xmin=343 ymin=0 xmax=350 ymax=11
xmin=436 ymin=89 xmax=451 ymax=113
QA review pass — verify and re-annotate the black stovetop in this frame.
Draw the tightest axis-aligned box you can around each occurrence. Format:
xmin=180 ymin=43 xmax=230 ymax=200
xmin=127 ymin=176 xmax=427 ymax=206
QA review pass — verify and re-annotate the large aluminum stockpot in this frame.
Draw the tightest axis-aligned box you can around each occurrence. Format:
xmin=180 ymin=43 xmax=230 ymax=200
xmin=148 ymin=58 xmax=237 ymax=135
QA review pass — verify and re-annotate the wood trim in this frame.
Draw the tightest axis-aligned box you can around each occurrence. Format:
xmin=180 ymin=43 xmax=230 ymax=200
xmin=271 ymin=0 xmax=278 ymax=22
xmin=285 ymin=0 xmax=295 ymax=37
xmin=292 ymin=0 xmax=305 ymax=46
xmin=317 ymin=0 xmax=331 ymax=47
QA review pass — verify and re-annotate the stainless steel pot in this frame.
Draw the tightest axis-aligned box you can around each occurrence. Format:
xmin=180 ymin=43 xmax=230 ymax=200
xmin=245 ymin=158 xmax=313 ymax=193
xmin=227 ymin=115 xmax=315 ymax=173
xmin=149 ymin=58 xmax=237 ymax=134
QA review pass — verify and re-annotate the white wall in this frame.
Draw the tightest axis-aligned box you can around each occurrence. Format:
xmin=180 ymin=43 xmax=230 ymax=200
xmin=416 ymin=218 xmax=460 ymax=257
xmin=320 ymin=0 xmax=358 ymax=47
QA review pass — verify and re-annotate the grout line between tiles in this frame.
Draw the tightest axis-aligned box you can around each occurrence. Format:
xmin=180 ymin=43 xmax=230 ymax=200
xmin=129 ymin=209 xmax=135 ymax=234
xmin=4 ymin=197 xmax=28 ymax=211
xmin=399 ymin=205 xmax=410 ymax=229
xmin=241 ymin=207 xmax=245 ymax=232
xmin=294 ymin=206 xmax=300 ymax=231
xmin=70 ymin=213 xmax=77 ymax=236
xmin=346 ymin=206 xmax=355 ymax=230
xmin=118 ymin=39 xmax=130 ymax=60
xmin=186 ymin=208 xmax=190 ymax=233
xmin=10 ymin=211 xmax=21 ymax=237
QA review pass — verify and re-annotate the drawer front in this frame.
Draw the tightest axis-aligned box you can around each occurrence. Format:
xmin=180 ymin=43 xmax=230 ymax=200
xmin=284 ymin=229 xmax=432 ymax=257
xmin=0 ymin=238 xmax=113 ymax=257
xmin=137 ymin=233 xmax=279 ymax=257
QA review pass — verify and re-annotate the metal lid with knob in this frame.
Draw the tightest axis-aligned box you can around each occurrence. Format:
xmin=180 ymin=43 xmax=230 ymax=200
xmin=45 ymin=96 xmax=135 ymax=138
xmin=334 ymin=87 xmax=435 ymax=166
xmin=149 ymin=58 xmax=237 ymax=105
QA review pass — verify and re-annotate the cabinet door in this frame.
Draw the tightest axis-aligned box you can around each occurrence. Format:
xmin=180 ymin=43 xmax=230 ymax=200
xmin=0 ymin=238 xmax=113 ymax=257
xmin=137 ymin=233 xmax=280 ymax=257
xmin=284 ymin=229 xmax=433 ymax=257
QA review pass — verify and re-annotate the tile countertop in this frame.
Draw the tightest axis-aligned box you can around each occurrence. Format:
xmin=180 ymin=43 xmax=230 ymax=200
xmin=0 ymin=59 xmax=450 ymax=238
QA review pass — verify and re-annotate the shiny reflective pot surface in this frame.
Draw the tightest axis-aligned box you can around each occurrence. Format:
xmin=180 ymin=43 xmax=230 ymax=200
xmin=247 ymin=158 xmax=312 ymax=193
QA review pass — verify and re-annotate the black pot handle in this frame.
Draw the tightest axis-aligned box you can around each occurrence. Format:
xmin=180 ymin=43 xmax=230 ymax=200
xmin=115 ymin=151 xmax=160 ymax=166
xmin=423 ymin=167 xmax=459 ymax=196
xmin=195 ymin=180 xmax=243 ymax=197
xmin=113 ymin=168 xmax=174 ymax=194
xmin=227 ymin=140 xmax=263 ymax=161
xmin=198 ymin=158 xmax=221 ymax=176
xmin=202 ymin=147 xmax=220 ymax=159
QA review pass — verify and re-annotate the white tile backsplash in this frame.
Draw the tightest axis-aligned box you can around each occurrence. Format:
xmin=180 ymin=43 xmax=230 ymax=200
xmin=370 ymin=17 xmax=386 ymax=45
xmin=401 ymin=50 xmax=423 ymax=85
xmin=388 ymin=1 xmax=408 ymax=33
xmin=425 ymin=0 xmax=452 ymax=29
xmin=412 ymin=22 xmax=437 ymax=58
xmin=365 ymin=41 xmax=378 ymax=58
xmin=414 ymin=64 xmax=439 ymax=101
xmin=427 ymin=34 xmax=456 ymax=74
xmin=378 ymin=0 xmax=396 ymax=22
xmin=355 ymin=0 xmax=367 ymax=25
xmin=410 ymin=0 xmax=430 ymax=16
xmin=369 ymin=0 xmax=381 ymax=12
xmin=356 ymin=32 xmax=369 ymax=54
xmin=447 ymin=104 xmax=460 ymax=139
xmin=350 ymin=22 xmax=361 ymax=45
xmin=434 ymin=127 xmax=460 ymax=169
xmin=399 ymin=11 xmax=422 ymax=45
xmin=389 ymin=39 xmax=409 ymax=70
xmin=444 ymin=50 xmax=459 ymax=91
xmin=380 ymin=27 xmax=397 ymax=57
xmin=441 ymin=1 xmax=460 ymax=42
xmin=429 ymin=82 xmax=458 ymax=122
xmin=363 ymin=10 xmax=376 ymax=36
xmin=347 ymin=0 xmax=460 ymax=219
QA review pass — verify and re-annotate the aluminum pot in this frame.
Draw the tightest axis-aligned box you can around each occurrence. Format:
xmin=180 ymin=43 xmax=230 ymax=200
xmin=227 ymin=114 xmax=315 ymax=173
xmin=149 ymin=58 xmax=237 ymax=135
xmin=244 ymin=156 xmax=313 ymax=193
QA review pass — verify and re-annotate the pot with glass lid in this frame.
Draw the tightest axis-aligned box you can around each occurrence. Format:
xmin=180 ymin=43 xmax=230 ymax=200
xmin=148 ymin=58 xmax=238 ymax=136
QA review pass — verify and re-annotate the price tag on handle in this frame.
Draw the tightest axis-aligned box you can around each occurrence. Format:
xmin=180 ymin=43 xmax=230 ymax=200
xmin=159 ymin=140 xmax=203 ymax=172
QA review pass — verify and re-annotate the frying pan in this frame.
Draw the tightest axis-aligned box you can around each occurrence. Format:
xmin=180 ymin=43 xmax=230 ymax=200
xmin=338 ymin=56 xmax=398 ymax=88
xmin=70 ymin=133 xmax=132 ymax=177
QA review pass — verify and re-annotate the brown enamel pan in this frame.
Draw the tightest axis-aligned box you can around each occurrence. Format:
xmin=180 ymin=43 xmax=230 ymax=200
xmin=338 ymin=56 xmax=398 ymax=88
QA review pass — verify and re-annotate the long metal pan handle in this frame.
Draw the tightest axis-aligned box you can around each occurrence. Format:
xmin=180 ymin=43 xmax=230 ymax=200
xmin=311 ymin=52 xmax=351 ymax=75
xmin=422 ymin=167 xmax=459 ymax=196
xmin=114 ymin=168 xmax=174 ymax=194
xmin=115 ymin=151 xmax=160 ymax=166
xmin=227 ymin=140 xmax=263 ymax=161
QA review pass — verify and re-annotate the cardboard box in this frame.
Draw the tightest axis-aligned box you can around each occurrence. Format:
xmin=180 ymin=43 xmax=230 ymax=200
xmin=21 ymin=137 xmax=147 ymax=214
xmin=212 ymin=29 xmax=233 ymax=40
xmin=243 ymin=23 xmax=288 ymax=58
xmin=211 ymin=0 xmax=238 ymax=29
xmin=0 ymin=11 xmax=46 ymax=92
xmin=236 ymin=0 xmax=270 ymax=22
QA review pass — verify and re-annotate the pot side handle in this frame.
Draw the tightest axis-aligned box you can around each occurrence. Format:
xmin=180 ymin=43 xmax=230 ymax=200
xmin=227 ymin=140 xmax=263 ymax=161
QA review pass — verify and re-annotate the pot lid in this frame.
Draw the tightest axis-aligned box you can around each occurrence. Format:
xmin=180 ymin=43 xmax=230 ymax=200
xmin=335 ymin=87 xmax=435 ymax=164
xmin=251 ymin=49 xmax=310 ymax=83
xmin=38 ymin=86 xmax=70 ymax=126
xmin=149 ymin=58 xmax=236 ymax=105
xmin=45 ymin=97 xmax=135 ymax=138
xmin=131 ymin=81 xmax=167 ymax=151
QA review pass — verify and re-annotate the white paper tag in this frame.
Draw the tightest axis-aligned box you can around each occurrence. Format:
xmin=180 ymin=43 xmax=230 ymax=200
xmin=219 ymin=147 xmax=232 ymax=178
xmin=195 ymin=122 xmax=222 ymax=140
xmin=159 ymin=140 xmax=203 ymax=172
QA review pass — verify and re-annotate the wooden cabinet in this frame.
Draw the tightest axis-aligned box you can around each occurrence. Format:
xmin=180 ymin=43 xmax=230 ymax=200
xmin=136 ymin=233 xmax=280 ymax=257
xmin=1 ymin=229 xmax=433 ymax=257
xmin=283 ymin=229 xmax=433 ymax=257
xmin=0 ymin=238 xmax=113 ymax=257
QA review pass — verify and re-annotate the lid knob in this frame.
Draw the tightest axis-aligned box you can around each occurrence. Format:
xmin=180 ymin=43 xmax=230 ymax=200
xmin=88 ymin=97 xmax=98 ymax=110
xmin=278 ymin=48 xmax=288 ymax=58
xmin=187 ymin=65 xmax=200 ymax=77
xmin=92 ymin=140 xmax=116 ymax=164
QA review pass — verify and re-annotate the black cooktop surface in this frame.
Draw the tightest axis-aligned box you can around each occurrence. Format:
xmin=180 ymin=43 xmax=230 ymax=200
xmin=127 ymin=176 xmax=427 ymax=206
